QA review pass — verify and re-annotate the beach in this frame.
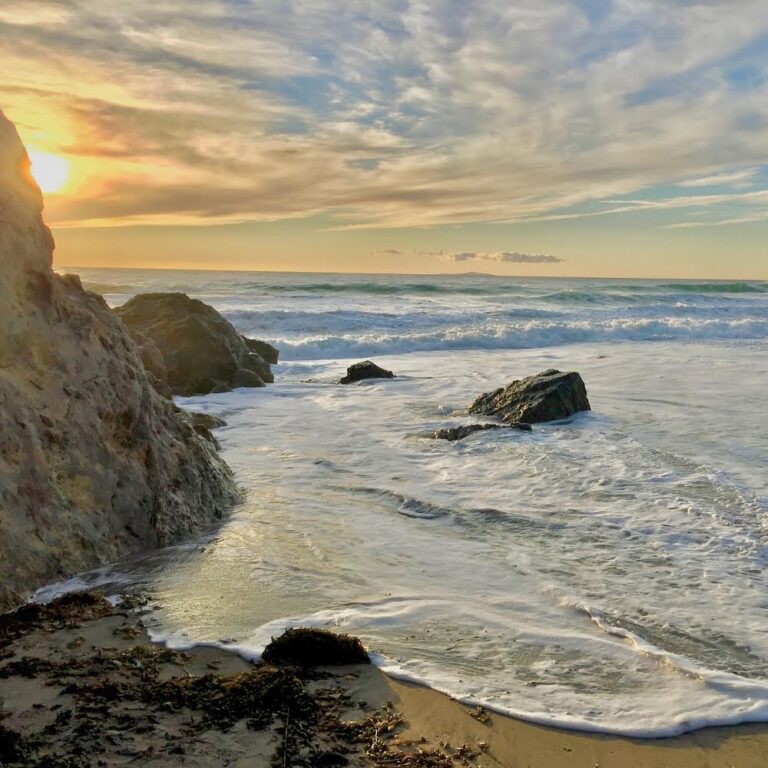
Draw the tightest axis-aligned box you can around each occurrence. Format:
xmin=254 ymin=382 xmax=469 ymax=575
xmin=3 ymin=592 xmax=768 ymax=767
xmin=4 ymin=2 xmax=768 ymax=760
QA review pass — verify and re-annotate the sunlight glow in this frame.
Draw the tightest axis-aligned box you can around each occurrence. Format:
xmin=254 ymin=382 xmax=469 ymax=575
xmin=28 ymin=150 xmax=70 ymax=194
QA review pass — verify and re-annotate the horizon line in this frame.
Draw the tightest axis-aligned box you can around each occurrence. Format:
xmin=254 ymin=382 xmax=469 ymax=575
xmin=52 ymin=264 xmax=767 ymax=282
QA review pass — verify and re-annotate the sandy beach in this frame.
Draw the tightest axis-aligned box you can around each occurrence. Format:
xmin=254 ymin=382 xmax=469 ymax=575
xmin=2 ymin=592 xmax=767 ymax=767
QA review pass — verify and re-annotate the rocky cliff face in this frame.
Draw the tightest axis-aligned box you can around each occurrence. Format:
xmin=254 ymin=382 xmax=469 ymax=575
xmin=0 ymin=112 xmax=240 ymax=612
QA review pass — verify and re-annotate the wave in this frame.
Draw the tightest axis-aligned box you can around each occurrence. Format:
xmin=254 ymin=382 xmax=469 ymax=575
xmin=82 ymin=281 xmax=136 ymax=295
xmin=251 ymin=280 xmax=519 ymax=296
xmin=255 ymin=279 xmax=767 ymax=297
xmin=660 ymin=282 xmax=768 ymax=294
xmin=273 ymin=316 xmax=768 ymax=360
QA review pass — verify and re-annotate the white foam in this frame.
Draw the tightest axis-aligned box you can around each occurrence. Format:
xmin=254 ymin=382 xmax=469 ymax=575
xmin=147 ymin=341 xmax=768 ymax=737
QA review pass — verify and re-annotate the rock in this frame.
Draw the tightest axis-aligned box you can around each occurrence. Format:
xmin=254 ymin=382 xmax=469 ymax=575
xmin=470 ymin=369 xmax=590 ymax=424
xmin=340 ymin=360 xmax=394 ymax=385
xmin=187 ymin=412 xmax=226 ymax=448
xmin=114 ymin=293 xmax=276 ymax=396
xmin=0 ymin=111 xmax=240 ymax=612
xmin=188 ymin=413 xmax=227 ymax=431
xmin=130 ymin=330 xmax=171 ymax=398
xmin=262 ymin=628 xmax=370 ymax=666
xmin=231 ymin=368 xmax=266 ymax=389
xmin=430 ymin=422 xmax=532 ymax=441
xmin=243 ymin=337 xmax=279 ymax=365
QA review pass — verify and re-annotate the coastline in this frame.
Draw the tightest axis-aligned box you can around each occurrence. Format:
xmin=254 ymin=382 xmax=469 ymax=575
xmin=2 ymin=592 xmax=767 ymax=767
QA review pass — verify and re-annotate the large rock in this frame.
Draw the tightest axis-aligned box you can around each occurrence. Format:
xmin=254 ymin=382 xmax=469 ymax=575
xmin=0 ymin=112 xmax=240 ymax=612
xmin=340 ymin=360 xmax=394 ymax=385
xmin=243 ymin=337 xmax=279 ymax=365
xmin=469 ymin=369 xmax=591 ymax=424
xmin=114 ymin=293 xmax=277 ymax=396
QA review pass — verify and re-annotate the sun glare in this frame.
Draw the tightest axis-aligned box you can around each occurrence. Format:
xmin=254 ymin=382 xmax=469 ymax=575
xmin=28 ymin=150 xmax=70 ymax=194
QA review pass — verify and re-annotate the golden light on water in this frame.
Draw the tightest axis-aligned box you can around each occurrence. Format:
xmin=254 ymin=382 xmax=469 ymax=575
xmin=28 ymin=150 xmax=70 ymax=194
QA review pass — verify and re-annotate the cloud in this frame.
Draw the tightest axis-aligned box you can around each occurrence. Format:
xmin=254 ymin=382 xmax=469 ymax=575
xmin=1 ymin=1 xmax=768 ymax=230
xmin=678 ymin=169 xmax=758 ymax=188
xmin=444 ymin=251 xmax=562 ymax=264
xmin=445 ymin=252 xmax=478 ymax=262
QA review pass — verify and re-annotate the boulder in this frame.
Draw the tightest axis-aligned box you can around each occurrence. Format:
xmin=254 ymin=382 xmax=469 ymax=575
xmin=243 ymin=337 xmax=279 ymax=365
xmin=430 ymin=422 xmax=532 ymax=441
xmin=231 ymin=368 xmax=266 ymax=389
xmin=469 ymin=369 xmax=590 ymax=424
xmin=340 ymin=360 xmax=394 ymax=385
xmin=188 ymin=413 xmax=227 ymax=431
xmin=0 ymin=111 xmax=240 ymax=612
xmin=114 ymin=293 xmax=277 ymax=396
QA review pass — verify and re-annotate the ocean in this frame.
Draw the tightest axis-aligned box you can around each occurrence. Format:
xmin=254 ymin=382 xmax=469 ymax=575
xmin=45 ymin=269 xmax=768 ymax=737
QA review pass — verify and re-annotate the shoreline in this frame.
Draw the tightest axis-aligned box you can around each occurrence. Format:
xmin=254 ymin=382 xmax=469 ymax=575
xmin=2 ymin=593 xmax=768 ymax=767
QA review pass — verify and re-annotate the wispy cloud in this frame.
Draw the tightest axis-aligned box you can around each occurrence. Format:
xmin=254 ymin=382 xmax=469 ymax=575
xmin=2 ymin=1 xmax=768 ymax=230
xmin=678 ymin=169 xmax=759 ymax=188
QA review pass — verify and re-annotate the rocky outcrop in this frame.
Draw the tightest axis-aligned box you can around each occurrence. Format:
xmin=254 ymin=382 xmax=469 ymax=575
xmin=0 ymin=112 xmax=240 ymax=612
xmin=243 ymin=337 xmax=279 ymax=365
xmin=469 ymin=369 xmax=591 ymax=424
xmin=114 ymin=293 xmax=277 ymax=396
xmin=340 ymin=360 xmax=394 ymax=385
xmin=430 ymin=422 xmax=532 ymax=441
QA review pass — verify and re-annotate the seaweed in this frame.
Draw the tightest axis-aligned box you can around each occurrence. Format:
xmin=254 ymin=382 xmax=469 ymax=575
xmin=0 ymin=724 xmax=30 ymax=764
xmin=0 ymin=593 xmax=477 ymax=767
xmin=143 ymin=666 xmax=316 ymax=730
xmin=0 ymin=592 xmax=112 ymax=648
xmin=262 ymin=628 xmax=370 ymax=667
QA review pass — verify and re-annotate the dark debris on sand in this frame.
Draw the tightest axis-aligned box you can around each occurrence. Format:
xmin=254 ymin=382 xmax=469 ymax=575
xmin=0 ymin=592 xmax=112 ymax=650
xmin=0 ymin=592 xmax=478 ymax=768
xmin=262 ymin=627 xmax=370 ymax=667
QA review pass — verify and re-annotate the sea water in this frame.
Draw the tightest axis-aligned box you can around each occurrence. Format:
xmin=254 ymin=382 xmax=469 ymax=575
xmin=45 ymin=270 xmax=768 ymax=736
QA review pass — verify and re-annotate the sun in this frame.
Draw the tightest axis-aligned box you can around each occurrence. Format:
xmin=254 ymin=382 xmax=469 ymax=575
xmin=28 ymin=150 xmax=70 ymax=194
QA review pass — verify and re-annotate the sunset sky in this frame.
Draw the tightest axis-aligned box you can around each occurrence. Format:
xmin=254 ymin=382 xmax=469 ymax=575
xmin=2 ymin=1 xmax=768 ymax=277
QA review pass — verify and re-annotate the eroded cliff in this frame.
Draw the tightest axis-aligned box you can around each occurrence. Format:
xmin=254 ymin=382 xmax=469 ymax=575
xmin=0 ymin=111 xmax=239 ymax=611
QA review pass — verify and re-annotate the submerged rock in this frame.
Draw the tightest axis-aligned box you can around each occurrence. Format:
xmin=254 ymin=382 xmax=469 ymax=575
xmin=470 ymin=369 xmax=590 ymax=424
xmin=0 ymin=111 xmax=240 ymax=612
xmin=262 ymin=628 xmax=370 ymax=666
xmin=430 ymin=422 xmax=532 ymax=441
xmin=340 ymin=360 xmax=395 ymax=385
xmin=114 ymin=292 xmax=277 ymax=396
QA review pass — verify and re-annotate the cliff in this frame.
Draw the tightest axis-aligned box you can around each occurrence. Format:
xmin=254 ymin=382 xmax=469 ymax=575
xmin=0 ymin=111 xmax=239 ymax=611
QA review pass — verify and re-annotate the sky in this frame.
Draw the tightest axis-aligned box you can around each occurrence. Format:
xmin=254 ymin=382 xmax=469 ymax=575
xmin=1 ymin=0 xmax=767 ymax=277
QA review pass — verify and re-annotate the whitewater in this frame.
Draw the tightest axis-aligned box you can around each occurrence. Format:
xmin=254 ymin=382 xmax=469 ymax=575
xmin=44 ymin=269 xmax=768 ymax=737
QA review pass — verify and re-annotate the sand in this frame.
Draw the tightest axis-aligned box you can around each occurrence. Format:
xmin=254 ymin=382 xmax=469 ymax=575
xmin=378 ymin=676 xmax=768 ymax=767
xmin=1 ymin=592 xmax=767 ymax=767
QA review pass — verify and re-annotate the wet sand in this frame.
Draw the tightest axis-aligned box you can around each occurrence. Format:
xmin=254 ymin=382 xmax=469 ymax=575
xmin=1 ymin=592 xmax=767 ymax=767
